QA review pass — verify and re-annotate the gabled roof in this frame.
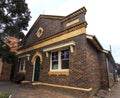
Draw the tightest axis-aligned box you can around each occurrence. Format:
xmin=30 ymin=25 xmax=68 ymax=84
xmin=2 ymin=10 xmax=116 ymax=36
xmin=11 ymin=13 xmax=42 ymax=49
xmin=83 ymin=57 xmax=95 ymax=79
xmin=18 ymin=21 xmax=87 ymax=51
xmin=23 ymin=15 xmax=64 ymax=42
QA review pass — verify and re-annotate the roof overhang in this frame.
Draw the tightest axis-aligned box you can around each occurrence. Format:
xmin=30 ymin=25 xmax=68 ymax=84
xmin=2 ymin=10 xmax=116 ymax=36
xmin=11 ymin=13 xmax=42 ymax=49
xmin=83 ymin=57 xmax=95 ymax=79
xmin=86 ymin=35 xmax=116 ymax=64
xmin=86 ymin=35 xmax=103 ymax=51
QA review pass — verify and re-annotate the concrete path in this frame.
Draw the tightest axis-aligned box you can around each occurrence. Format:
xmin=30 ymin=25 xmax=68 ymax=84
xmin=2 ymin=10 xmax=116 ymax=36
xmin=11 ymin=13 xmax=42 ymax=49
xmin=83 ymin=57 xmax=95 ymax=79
xmin=105 ymin=81 xmax=120 ymax=98
xmin=1 ymin=81 xmax=120 ymax=98
xmin=0 ymin=82 xmax=73 ymax=98
xmin=94 ymin=81 xmax=120 ymax=98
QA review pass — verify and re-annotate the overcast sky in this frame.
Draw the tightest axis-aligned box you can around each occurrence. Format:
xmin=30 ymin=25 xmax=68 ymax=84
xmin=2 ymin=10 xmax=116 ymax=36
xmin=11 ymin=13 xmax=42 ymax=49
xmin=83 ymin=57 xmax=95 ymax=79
xmin=25 ymin=0 xmax=120 ymax=63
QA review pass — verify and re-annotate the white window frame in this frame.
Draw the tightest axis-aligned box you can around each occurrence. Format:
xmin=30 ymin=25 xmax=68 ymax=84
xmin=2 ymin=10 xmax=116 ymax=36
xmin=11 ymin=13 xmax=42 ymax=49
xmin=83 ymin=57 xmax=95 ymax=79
xmin=18 ymin=54 xmax=30 ymax=72
xmin=43 ymin=41 xmax=75 ymax=75
xmin=19 ymin=59 xmax=26 ymax=72
xmin=50 ymin=49 xmax=69 ymax=72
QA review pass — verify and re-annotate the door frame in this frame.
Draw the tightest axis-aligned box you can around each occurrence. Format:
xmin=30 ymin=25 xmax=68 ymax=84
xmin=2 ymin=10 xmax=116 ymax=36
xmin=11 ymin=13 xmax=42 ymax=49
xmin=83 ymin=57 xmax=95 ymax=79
xmin=32 ymin=52 xmax=42 ymax=82
xmin=33 ymin=56 xmax=40 ymax=81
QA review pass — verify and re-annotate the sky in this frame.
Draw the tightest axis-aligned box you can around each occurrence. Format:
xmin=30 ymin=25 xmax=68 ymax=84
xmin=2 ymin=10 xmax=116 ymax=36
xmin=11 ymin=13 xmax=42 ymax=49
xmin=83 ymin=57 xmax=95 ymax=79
xmin=25 ymin=0 xmax=120 ymax=63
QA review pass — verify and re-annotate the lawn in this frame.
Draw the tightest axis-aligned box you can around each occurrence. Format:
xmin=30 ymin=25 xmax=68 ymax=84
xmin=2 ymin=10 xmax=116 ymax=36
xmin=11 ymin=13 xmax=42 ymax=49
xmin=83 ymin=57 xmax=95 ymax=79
xmin=0 ymin=92 xmax=11 ymax=98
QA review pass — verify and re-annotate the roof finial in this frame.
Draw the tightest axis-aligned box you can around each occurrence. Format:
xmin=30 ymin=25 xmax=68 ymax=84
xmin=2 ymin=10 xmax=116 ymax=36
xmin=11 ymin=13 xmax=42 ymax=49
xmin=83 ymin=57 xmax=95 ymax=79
xmin=42 ymin=10 xmax=45 ymax=14
xmin=109 ymin=45 xmax=112 ymax=53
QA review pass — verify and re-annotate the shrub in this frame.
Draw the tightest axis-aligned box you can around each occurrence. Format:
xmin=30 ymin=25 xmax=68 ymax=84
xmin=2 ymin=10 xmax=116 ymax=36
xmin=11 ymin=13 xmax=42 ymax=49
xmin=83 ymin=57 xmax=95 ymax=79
xmin=14 ymin=72 xmax=25 ymax=84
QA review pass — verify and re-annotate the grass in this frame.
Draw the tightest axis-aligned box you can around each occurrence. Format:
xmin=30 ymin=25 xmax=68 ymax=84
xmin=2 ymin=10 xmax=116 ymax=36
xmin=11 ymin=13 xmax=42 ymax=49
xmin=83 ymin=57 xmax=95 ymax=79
xmin=0 ymin=92 xmax=11 ymax=98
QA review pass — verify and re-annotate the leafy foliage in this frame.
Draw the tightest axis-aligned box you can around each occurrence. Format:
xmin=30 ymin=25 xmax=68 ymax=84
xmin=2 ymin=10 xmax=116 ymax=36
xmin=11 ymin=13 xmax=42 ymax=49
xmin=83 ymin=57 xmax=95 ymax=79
xmin=0 ymin=0 xmax=31 ymax=64
xmin=0 ymin=39 xmax=18 ymax=64
xmin=0 ymin=0 xmax=31 ymax=39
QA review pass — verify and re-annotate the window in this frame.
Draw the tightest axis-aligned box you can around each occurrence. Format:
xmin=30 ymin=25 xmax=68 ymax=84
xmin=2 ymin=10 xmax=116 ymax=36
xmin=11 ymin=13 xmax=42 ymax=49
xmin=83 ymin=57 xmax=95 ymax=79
xmin=43 ymin=41 xmax=75 ymax=75
xmin=50 ymin=49 xmax=69 ymax=71
xmin=19 ymin=59 xmax=26 ymax=72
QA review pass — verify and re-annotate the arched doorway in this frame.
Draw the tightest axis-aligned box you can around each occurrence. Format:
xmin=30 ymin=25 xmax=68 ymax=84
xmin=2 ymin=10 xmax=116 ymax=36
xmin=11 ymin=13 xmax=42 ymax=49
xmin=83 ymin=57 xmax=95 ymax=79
xmin=33 ymin=56 xmax=40 ymax=81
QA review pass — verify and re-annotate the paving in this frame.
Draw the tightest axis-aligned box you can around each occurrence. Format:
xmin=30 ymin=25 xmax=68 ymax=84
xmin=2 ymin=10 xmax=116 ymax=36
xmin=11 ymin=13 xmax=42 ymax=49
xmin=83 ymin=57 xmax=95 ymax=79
xmin=0 ymin=81 xmax=74 ymax=98
xmin=0 ymin=81 xmax=120 ymax=98
xmin=105 ymin=82 xmax=120 ymax=98
xmin=94 ymin=81 xmax=120 ymax=98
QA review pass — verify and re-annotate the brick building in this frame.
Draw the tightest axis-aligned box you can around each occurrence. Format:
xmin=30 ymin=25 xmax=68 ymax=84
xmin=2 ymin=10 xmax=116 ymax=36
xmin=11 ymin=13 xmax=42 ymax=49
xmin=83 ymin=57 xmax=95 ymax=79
xmin=17 ymin=7 xmax=116 ymax=97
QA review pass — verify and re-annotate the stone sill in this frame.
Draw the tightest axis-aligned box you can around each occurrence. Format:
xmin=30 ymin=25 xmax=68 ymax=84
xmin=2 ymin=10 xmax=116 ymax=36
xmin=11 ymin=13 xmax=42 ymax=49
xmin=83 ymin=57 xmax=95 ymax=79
xmin=48 ymin=71 xmax=69 ymax=76
xmin=18 ymin=70 xmax=26 ymax=74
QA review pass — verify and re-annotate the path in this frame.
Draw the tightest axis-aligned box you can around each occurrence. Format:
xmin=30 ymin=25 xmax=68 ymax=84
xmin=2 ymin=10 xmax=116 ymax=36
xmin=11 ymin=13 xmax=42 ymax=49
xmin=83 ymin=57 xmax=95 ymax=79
xmin=0 ymin=82 xmax=73 ymax=98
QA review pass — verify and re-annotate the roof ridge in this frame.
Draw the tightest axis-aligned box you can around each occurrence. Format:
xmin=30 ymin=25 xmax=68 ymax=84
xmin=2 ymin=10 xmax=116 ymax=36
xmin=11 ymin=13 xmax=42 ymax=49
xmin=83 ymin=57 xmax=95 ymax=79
xmin=39 ymin=14 xmax=64 ymax=20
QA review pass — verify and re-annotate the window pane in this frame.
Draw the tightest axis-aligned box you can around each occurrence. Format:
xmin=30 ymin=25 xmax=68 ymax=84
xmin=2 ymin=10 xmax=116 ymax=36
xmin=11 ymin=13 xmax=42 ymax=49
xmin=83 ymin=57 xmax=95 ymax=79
xmin=61 ymin=49 xmax=69 ymax=69
xmin=52 ymin=52 xmax=58 ymax=61
xmin=61 ymin=49 xmax=69 ymax=60
xmin=52 ymin=61 xmax=58 ymax=69
xmin=20 ymin=60 xmax=24 ymax=70
xmin=62 ymin=60 xmax=69 ymax=69
xmin=21 ymin=64 xmax=24 ymax=70
xmin=52 ymin=52 xmax=58 ymax=70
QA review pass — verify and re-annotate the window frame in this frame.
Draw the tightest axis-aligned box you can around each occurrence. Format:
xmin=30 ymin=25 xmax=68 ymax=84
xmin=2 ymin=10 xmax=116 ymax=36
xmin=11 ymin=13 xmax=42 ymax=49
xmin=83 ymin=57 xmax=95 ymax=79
xmin=19 ymin=59 xmax=26 ymax=72
xmin=43 ymin=41 xmax=75 ymax=75
xmin=50 ymin=49 xmax=69 ymax=72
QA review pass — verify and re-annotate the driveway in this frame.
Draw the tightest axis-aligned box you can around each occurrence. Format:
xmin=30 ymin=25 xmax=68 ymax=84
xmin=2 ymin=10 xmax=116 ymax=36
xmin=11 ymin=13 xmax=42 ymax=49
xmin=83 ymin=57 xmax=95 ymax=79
xmin=0 ymin=82 xmax=74 ymax=98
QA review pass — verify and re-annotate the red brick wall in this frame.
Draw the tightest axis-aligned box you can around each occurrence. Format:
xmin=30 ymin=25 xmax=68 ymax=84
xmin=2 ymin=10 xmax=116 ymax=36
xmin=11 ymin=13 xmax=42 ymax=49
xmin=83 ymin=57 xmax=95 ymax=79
xmin=86 ymin=41 xmax=101 ymax=94
xmin=98 ymin=53 xmax=109 ymax=89
xmin=0 ymin=62 xmax=12 ymax=81
xmin=107 ymin=57 xmax=115 ymax=88
xmin=22 ymin=34 xmax=102 ymax=88
xmin=18 ymin=34 xmax=108 ymax=97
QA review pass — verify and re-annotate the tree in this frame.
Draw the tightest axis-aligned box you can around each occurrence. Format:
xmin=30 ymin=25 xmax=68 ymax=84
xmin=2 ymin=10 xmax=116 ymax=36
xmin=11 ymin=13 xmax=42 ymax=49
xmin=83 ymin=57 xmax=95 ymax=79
xmin=0 ymin=39 xmax=18 ymax=64
xmin=0 ymin=0 xmax=31 ymax=39
xmin=0 ymin=0 xmax=31 ymax=64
